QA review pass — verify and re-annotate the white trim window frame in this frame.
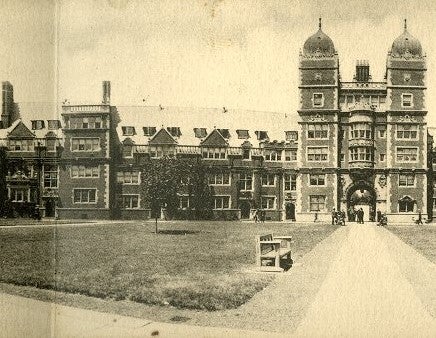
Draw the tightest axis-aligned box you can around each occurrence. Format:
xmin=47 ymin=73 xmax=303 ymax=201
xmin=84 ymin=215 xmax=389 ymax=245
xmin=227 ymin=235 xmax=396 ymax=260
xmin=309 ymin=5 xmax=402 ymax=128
xmin=264 ymin=149 xmax=282 ymax=162
xmin=261 ymin=173 xmax=275 ymax=187
xmin=284 ymin=149 xmax=297 ymax=162
xmin=307 ymin=123 xmax=328 ymax=139
xmin=309 ymin=195 xmax=325 ymax=212
xmin=117 ymin=171 xmax=140 ymax=185
xmin=307 ymin=146 xmax=328 ymax=162
xmin=312 ymin=93 xmax=325 ymax=108
xmin=121 ymin=194 xmax=140 ymax=209
xmin=71 ymin=165 xmax=100 ymax=178
xmin=71 ymin=137 xmax=101 ymax=152
xmin=213 ymin=195 xmax=230 ymax=209
xmin=239 ymin=173 xmax=253 ymax=191
xmin=396 ymin=124 xmax=418 ymax=140
xmin=261 ymin=196 xmax=276 ymax=210
xmin=284 ymin=173 xmax=297 ymax=191
xmin=72 ymin=188 xmax=97 ymax=204
xmin=398 ymin=173 xmax=415 ymax=187
xmin=209 ymin=172 xmax=231 ymax=186
xmin=401 ymin=93 xmax=414 ymax=108
xmin=179 ymin=195 xmax=190 ymax=209
xmin=396 ymin=147 xmax=418 ymax=163
xmin=43 ymin=164 xmax=58 ymax=188
xmin=309 ymin=174 xmax=326 ymax=186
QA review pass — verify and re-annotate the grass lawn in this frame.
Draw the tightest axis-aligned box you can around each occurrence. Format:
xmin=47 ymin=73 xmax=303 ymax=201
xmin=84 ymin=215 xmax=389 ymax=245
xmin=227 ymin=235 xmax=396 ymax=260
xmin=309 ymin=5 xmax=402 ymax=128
xmin=387 ymin=225 xmax=436 ymax=263
xmin=0 ymin=221 xmax=337 ymax=311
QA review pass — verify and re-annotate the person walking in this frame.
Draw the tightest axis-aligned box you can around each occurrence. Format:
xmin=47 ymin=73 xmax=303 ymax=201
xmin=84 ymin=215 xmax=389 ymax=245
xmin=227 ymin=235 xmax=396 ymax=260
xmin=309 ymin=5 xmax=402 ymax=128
xmin=360 ymin=208 xmax=365 ymax=224
xmin=341 ymin=210 xmax=346 ymax=225
xmin=332 ymin=208 xmax=337 ymax=225
xmin=417 ymin=211 xmax=423 ymax=225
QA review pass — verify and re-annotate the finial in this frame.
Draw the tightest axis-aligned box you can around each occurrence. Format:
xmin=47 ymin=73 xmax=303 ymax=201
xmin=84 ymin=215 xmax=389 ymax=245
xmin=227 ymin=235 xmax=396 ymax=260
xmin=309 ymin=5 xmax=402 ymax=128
xmin=404 ymin=18 xmax=407 ymax=30
xmin=319 ymin=17 xmax=322 ymax=29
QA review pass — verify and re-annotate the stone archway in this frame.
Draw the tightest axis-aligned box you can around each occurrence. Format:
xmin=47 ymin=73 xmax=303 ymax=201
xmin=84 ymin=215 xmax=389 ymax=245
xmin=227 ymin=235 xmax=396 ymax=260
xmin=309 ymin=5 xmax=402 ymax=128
xmin=346 ymin=181 xmax=376 ymax=222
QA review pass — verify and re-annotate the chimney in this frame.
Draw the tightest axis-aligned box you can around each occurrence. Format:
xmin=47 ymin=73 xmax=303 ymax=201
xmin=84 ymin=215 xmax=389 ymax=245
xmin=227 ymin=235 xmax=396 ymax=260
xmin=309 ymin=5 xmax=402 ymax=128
xmin=355 ymin=60 xmax=371 ymax=82
xmin=102 ymin=81 xmax=111 ymax=104
xmin=1 ymin=81 xmax=14 ymax=128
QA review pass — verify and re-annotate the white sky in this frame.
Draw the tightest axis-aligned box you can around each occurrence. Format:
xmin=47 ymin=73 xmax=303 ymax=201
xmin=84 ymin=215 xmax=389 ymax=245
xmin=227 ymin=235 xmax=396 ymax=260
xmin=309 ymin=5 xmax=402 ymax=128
xmin=2 ymin=0 xmax=436 ymax=125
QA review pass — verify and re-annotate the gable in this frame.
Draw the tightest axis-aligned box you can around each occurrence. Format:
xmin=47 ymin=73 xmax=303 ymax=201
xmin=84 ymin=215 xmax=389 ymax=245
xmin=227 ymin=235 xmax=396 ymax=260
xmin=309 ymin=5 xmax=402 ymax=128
xmin=201 ymin=129 xmax=228 ymax=147
xmin=8 ymin=121 xmax=35 ymax=138
xmin=148 ymin=128 xmax=177 ymax=145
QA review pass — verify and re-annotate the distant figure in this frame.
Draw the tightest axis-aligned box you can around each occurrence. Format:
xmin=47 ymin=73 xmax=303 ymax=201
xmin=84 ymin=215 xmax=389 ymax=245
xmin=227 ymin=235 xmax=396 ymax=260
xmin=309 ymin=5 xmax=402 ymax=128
xmin=332 ymin=208 xmax=337 ymax=225
xmin=417 ymin=211 xmax=423 ymax=225
xmin=314 ymin=212 xmax=318 ymax=223
xmin=253 ymin=209 xmax=259 ymax=223
xmin=360 ymin=208 xmax=365 ymax=224
xmin=341 ymin=210 xmax=346 ymax=225
xmin=260 ymin=209 xmax=266 ymax=223
xmin=377 ymin=210 xmax=382 ymax=223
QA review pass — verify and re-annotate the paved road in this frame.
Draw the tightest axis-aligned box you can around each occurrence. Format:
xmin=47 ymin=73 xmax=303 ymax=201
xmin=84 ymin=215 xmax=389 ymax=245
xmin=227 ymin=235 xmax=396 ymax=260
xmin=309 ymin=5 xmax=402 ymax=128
xmin=294 ymin=223 xmax=436 ymax=337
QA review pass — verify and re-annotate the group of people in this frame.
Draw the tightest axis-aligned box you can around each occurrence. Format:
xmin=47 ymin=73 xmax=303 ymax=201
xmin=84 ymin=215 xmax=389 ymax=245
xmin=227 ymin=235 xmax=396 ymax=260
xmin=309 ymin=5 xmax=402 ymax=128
xmin=331 ymin=208 xmax=346 ymax=225
xmin=253 ymin=209 xmax=266 ymax=223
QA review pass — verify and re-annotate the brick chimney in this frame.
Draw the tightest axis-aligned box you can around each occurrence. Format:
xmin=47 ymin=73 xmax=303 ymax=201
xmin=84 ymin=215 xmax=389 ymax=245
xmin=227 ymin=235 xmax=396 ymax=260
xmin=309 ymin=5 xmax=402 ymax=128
xmin=102 ymin=81 xmax=111 ymax=104
xmin=1 ymin=81 xmax=14 ymax=128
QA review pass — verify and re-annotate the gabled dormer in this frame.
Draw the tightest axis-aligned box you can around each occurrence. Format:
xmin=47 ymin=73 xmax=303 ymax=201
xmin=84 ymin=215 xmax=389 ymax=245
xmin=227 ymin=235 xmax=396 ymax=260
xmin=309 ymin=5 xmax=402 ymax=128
xmin=149 ymin=128 xmax=178 ymax=145
xmin=200 ymin=129 xmax=228 ymax=147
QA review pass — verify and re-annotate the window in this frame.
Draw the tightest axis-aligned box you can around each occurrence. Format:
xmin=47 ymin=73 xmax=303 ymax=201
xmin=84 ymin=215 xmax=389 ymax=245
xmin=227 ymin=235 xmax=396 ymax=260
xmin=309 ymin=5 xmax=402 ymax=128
xmin=261 ymin=174 xmax=275 ymax=186
xmin=117 ymin=171 xmax=140 ymax=184
xmin=284 ymin=174 xmax=297 ymax=191
xmin=194 ymin=128 xmax=207 ymax=138
xmin=143 ymin=126 xmax=157 ymax=136
xmin=350 ymin=123 xmax=372 ymax=139
xmin=209 ymin=172 xmax=230 ymax=185
xmin=123 ymin=145 xmax=133 ymax=157
xmin=122 ymin=195 xmax=139 ymax=209
xmin=340 ymin=154 xmax=345 ymax=162
xmin=43 ymin=165 xmax=58 ymax=188
xmin=71 ymin=165 xmax=99 ymax=178
xmin=284 ymin=149 xmax=297 ymax=161
xmin=214 ymin=196 xmax=230 ymax=209
xmin=167 ymin=127 xmax=181 ymax=137
xmin=379 ymin=129 xmax=386 ymax=138
xmin=312 ymin=93 xmax=324 ymax=107
xmin=350 ymin=147 xmax=373 ymax=162
xmin=71 ymin=138 xmax=100 ymax=152
xmin=70 ymin=117 xmax=103 ymax=129
xmin=73 ymin=189 xmax=97 ymax=203
xmin=307 ymin=147 xmax=328 ymax=161
xmin=202 ymin=147 xmax=226 ymax=159
xmin=310 ymin=195 xmax=325 ymax=212
xmin=10 ymin=188 xmax=28 ymax=202
xmin=399 ymin=173 xmax=415 ymax=187
xmin=218 ymin=129 xmax=230 ymax=139
xmin=8 ymin=139 xmax=34 ymax=152
xmin=401 ymin=94 xmax=413 ymax=107
xmin=242 ymin=148 xmax=250 ymax=160
xmin=285 ymin=131 xmax=298 ymax=141
xmin=122 ymin=126 xmax=136 ymax=136
xmin=398 ymin=196 xmax=414 ymax=212
xmin=310 ymin=174 xmax=325 ymax=186
xmin=236 ymin=129 xmax=249 ymax=139
xmin=48 ymin=120 xmax=61 ymax=130
xmin=397 ymin=124 xmax=418 ymax=139
xmin=307 ymin=124 xmax=328 ymax=139
xmin=31 ymin=120 xmax=45 ymax=130
xmin=179 ymin=195 xmax=190 ymax=209
xmin=255 ymin=130 xmax=268 ymax=141
xmin=264 ymin=149 xmax=282 ymax=161
xmin=261 ymin=196 xmax=275 ymax=210
xmin=150 ymin=145 xmax=176 ymax=158
xmin=379 ymin=154 xmax=385 ymax=162
xmin=396 ymin=147 xmax=418 ymax=162
xmin=240 ymin=173 xmax=252 ymax=191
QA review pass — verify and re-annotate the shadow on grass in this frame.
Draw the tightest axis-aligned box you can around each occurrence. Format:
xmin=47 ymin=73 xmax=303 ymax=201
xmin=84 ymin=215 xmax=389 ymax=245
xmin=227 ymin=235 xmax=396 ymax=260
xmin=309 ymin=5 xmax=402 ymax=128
xmin=156 ymin=230 xmax=200 ymax=235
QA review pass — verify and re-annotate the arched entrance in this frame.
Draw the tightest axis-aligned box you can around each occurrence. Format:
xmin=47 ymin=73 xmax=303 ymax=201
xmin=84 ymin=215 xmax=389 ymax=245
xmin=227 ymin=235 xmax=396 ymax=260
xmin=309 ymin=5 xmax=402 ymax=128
xmin=239 ymin=200 xmax=251 ymax=219
xmin=346 ymin=182 xmax=376 ymax=222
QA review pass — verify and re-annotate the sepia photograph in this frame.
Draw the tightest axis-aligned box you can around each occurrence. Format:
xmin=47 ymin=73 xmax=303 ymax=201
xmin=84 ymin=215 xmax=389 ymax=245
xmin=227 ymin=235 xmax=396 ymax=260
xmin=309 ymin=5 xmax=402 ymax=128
xmin=0 ymin=0 xmax=436 ymax=336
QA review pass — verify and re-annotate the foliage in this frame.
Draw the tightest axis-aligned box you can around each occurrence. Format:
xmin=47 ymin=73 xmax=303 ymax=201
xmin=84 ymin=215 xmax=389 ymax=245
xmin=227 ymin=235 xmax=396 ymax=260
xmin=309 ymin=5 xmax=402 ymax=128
xmin=0 ymin=147 xmax=8 ymax=216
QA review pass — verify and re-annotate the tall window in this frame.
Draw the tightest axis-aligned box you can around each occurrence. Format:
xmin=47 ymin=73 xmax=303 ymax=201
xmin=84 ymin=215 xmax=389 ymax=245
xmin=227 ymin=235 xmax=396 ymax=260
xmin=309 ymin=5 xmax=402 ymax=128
xmin=214 ymin=196 xmax=230 ymax=209
xmin=401 ymin=94 xmax=413 ymax=107
xmin=261 ymin=174 xmax=275 ymax=186
xmin=71 ymin=138 xmax=100 ymax=152
xmin=307 ymin=124 xmax=328 ymax=139
xmin=396 ymin=147 xmax=418 ymax=162
xmin=122 ymin=195 xmax=139 ymax=209
xmin=399 ymin=173 xmax=415 ymax=187
xmin=398 ymin=196 xmax=414 ymax=212
xmin=9 ymin=139 xmax=34 ymax=152
xmin=73 ymin=189 xmax=97 ymax=203
xmin=10 ymin=188 xmax=28 ymax=202
xmin=209 ymin=172 xmax=230 ymax=185
xmin=309 ymin=174 xmax=325 ymax=186
xmin=396 ymin=124 xmax=418 ymax=139
xmin=307 ymin=147 xmax=328 ymax=161
xmin=312 ymin=93 xmax=324 ymax=107
xmin=310 ymin=195 xmax=325 ymax=212
xmin=284 ymin=149 xmax=297 ymax=161
xmin=179 ymin=195 xmax=190 ymax=209
xmin=284 ymin=174 xmax=297 ymax=191
xmin=71 ymin=165 xmax=99 ymax=178
xmin=43 ymin=165 xmax=58 ymax=188
xmin=350 ymin=123 xmax=372 ymax=139
xmin=264 ymin=149 xmax=282 ymax=161
xmin=350 ymin=147 xmax=373 ymax=161
xmin=117 ymin=171 xmax=140 ymax=184
xmin=261 ymin=196 xmax=275 ymax=210
xmin=240 ymin=173 xmax=252 ymax=191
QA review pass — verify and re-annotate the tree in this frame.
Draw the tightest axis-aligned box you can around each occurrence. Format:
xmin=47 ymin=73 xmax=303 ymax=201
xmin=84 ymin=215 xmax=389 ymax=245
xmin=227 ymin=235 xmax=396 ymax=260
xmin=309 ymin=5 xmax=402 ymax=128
xmin=0 ymin=147 xmax=8 ymax=216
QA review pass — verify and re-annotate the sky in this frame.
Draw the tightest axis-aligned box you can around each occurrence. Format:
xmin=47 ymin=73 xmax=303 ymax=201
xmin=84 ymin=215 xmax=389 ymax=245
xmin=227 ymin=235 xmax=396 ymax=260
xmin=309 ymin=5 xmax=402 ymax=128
xmin=2 ymin=0 xmax=436 ymax=124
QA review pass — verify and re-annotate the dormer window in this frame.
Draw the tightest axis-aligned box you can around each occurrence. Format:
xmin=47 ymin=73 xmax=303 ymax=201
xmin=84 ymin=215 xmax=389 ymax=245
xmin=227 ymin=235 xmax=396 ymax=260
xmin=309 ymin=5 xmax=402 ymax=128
xmin=31 ymin=120 xmax=45 ymax=130
xmin=194 ymin=128 xmax=207 ymax=138
xmin=312 ymin=93 xmax=324 ymax=107
xmin=236 ymin=129 xmax=249 ymax=139
xmin=47 ymin=120 xmax=61 ymax=130
xmin=218 ymin=129 xmax=230 ymax=139
xmin=167 ymin=127 xmax=181 ymax=137
xmin=401 ymin=94 xmax=413 ymax=108
xmin=285 ymin=131 xmax=298 ymax=141
xmin=255 ymin=130 xmax=268 ymax=141
xmin=143 ymin=126 xmax=157 ymax=136
xmin=122 ymin=126 xmax=136 ymax=136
